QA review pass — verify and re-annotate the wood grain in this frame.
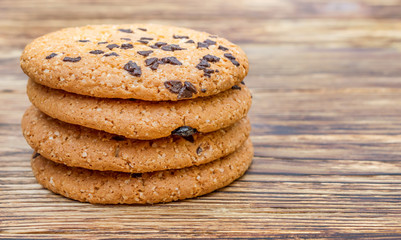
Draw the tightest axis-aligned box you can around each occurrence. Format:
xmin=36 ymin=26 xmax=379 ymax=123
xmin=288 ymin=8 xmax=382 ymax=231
xmin=2 ymin=0 xmax=401 ymax=239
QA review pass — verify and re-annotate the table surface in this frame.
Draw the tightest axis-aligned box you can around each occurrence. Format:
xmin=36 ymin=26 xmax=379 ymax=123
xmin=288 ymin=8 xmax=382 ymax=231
xmin=2 ymin=0 xmax=401 ymax=239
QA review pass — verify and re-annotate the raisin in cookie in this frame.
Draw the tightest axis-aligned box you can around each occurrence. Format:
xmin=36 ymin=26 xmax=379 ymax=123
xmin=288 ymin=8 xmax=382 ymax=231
xmin=21 ymin=24 xmax=248 ymax=101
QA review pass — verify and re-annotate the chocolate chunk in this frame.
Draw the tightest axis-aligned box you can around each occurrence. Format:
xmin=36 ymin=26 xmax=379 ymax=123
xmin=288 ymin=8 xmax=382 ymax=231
xmin=231 ymin=85 xmax=241 ymax=90
xmin=124 ymin=61 xmax=142 ymax=77
xmin=183 ymin=136 xmax=195 ymax=143
xmin=204 ymin=39 xmax=216 ymax=46
xmin=155 ymin=42 xmax=167 ymax=47
xmin=89 ymin=50 xmax=104 ymax=55
xmin=171 ymin=126 xmax=198 ymax=137
xmin=45 ymin=53 xmax=57 ymax=59
xmin=137 ymin=50 xmax=153 ymax=57
xmin=178 ymin=81 xmax=197 ymax=99
xmin=240 ymin=81 xmax=245 ymax=85
xmin=33 ymin=152 xmax=41 ymax=159
xmin=145 ymin=57 xmax=159 ymax=70
xmin=164 ymin=80 xmax=183 ymax=94
xmin=149 ymin=45 xmax=159 ymax=49
xmin=185 ymin=40 xmax=195 ymax=43
xmin=111 ymin=135 xmax=126 ymax=141
xmin=78 ymin=40 xmax=90 ymax=42
xmin=203 ymin=54 xmax=220 ymax=62
xmin=161 ymin=44 xmax=186 ymax=51
xmin=140 ymin=37 xmax=154 ymax=41
xmin=63 ymin=56 xmax=81 ymax=62
xmin=106 ymin=44 xmax=119 ymax=50
xmin=218 ymin=45 xmax=229 ymax=51
xmin=118 ymin=28 xmax=133 ymax=33
xmin=104 ymin=52 xmax=119 ymax=57
xmin=137 ymin=28 xmax=147 ymax=31
xmin=196 ymin=59 xmax=211 ymax=70
xmin=98 ymin=41 xmax=108 ymax=45
xmin=224 ymin=53 xmax=240 ymax=66
xmin=197 ymin=42 xmax=209 ymax=49
xmin=203 ymin=68 xmax=215 ymax=78
xmin=137 ymin=40 xmax=149 ymax=44
xmin=121 ymin=43 xmax=134 ymax=49
xmin=160 ymin=56 xmax=182 ymax=65
xmin=196 ymin=146 xmax=203 ymax=155
xmin=120 ymin=37 xmax=131 ymax=41
xmin=201 ymin=88 xmax=207 ymax=93
xmin=173 ymin=35 xmax=189 ymax=39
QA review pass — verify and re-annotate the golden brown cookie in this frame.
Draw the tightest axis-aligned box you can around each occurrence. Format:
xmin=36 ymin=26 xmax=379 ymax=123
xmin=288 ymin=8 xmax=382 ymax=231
xmin=22 ymin=106 xmax=250 ymax=173
xmin=31 ymin=139 xmax=253 ymax=204
xmin=20 ymin=24 xmax=248 ymax=101
xmin=27 ymin=79 xmax=252 ymax=140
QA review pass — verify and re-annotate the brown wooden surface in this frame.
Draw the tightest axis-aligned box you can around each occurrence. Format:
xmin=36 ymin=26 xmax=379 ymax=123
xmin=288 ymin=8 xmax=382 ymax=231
xmin=2 ymin=0 xmax=401 ymax=239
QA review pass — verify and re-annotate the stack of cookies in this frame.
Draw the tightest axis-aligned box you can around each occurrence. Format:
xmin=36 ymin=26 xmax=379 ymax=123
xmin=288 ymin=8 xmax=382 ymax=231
xmin=20 ymin=24 xmax=253 ymax=204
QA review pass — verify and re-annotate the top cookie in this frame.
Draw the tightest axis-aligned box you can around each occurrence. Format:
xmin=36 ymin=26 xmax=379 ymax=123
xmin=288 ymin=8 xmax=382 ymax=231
xmin=20 ymin=24 xmax=249 ymax=101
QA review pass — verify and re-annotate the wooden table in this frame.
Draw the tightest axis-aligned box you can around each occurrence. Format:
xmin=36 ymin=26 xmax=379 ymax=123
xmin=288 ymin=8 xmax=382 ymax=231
xmin=2 ymin=0 xmax=401 ymax=238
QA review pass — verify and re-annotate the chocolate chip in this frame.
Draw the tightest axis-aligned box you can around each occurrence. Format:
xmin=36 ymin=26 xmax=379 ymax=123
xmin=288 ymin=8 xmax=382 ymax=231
xmin=155 ymin=42 xmax=167 ymax=47
xmin=178 ymin=81 xmax=197 ymax=99
xmin=140 ymin=37 xmax=154 ymax=41
xmin=224 ymin=53 xmax=240 ymax=66
xmin=137 ymin=28 xmax=147 ymax=31
xmin=201 ymin=88 xmax=207 ymax=93
xmin=149 ymin=45 xmax=159 ymax=49
xmin=121 ymin=43 xmax=134 ymax=49
xmin=161 ymin=44 xmax=186 ymax=51
xmin=106 ymin=44 xmax=120 ymax=50
xmin=203 ymin=54 xmax=220 ymax=62
xmin=45 ymin=53 xmax=57 ymax=59
xmin=124 ymin=61 xmax=142 ymax=77
xmin=121 ymin=37 xmax=131 ymax=41
xmin=231 ymin=85 xmax=241 ymax=90
xmin=196 ymin=59 xmax=210 ymax=70
xmin=33 ymin=152 xmax=41 ymax=159
xmin=183 ymin=136 xmax=195 ymax=143
xmin=173 ymin=35 xmax=189 ymax=39
xmin=203 ymin=68 xmax=215 ymax=78
xmin=185 ymin=40 xmax=195 ymax=43
xmin=137 ymin=40 xmax=148 ymax=44
xmin=104 ymin=52 xmax=119 ymax=57
xmin=78 ymin=40 xmax=90 ymax=42
xmin=63 ymin=56 xmax=81 ymax=62
xmin=118 ymin=28 xmax=133 ymax=33
xmin=197 ymin=42 xmax=209 ymax=49
xmin=204 ymin=39 xmax=216 ymax=46
xmin=137 ymin=50 xmax=153 ymax=57
xmin=164 ymin=80 xmax=183 ymax=94
xmin=111 ymin=135 xmax=126 ymax=141
xmin=196 ymin=146 xmax=203 ymax=155
xmin=171 ymin=126 xmax=198 ymax=137
xmin=218 ymin=45 xmax=229 ymax=51
xmin=160 ymin=56 xmax=182 ymax=65
xmin=89 ymin=50 xmax=104 ymax=55
xmin=145 ymin=57 xmax=158 ymax=66
xmin=240 ymin=81 xmax=245 ymax=85
xmin=98 ymin=41 xmax=108 ymax=45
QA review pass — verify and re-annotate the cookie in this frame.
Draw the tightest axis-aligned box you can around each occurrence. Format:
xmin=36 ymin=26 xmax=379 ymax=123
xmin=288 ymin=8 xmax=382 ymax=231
xmin=27 ymin=79 xmax=252 ymax=140
xmin=20 ymin=24 xmax=249 ymax=101
xmin=31 ymin=138 xmax=253 ymax=204
xmin=22 ymin=106 xmax=250 ymax=173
